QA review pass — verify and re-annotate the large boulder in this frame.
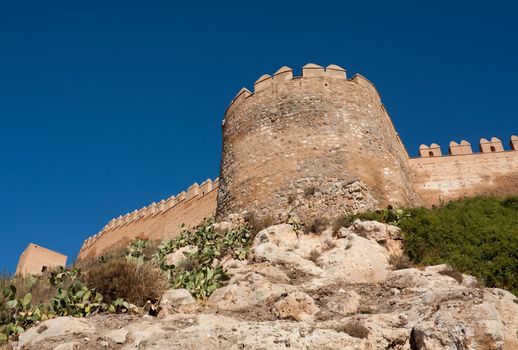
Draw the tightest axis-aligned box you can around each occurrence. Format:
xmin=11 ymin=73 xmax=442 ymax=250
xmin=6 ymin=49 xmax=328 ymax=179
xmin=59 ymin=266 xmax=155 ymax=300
xmin=339 ymin=219 xmax=404 ymax=258
xmin=16 ymin=317 xmax=95 ymax=349
xmin=253 ymin=242 xmax=323 ymax=276
xmin=272 ymin=291 xmax=319 ymax=321
xmin=325 ymin=290 xmax=361 ymax=315
xmin=209 ymin=272 xmax=294 ymax=311
xmin=253 ymin=224 xmax=298 ymax=250
xmin=159 ymin=288 xmax=197 ymax=316
xmin=164 ymin=245 xmax=198 ymax=267
xmin=314 ymin=233 xmax=390 ymax=285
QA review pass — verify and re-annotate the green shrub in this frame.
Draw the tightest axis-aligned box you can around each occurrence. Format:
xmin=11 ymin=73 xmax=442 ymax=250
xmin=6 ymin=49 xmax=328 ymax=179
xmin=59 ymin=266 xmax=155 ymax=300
xmin=155 ymin=219 xmax=252 ymax=299
xmin=335 ymin=196 xmax=518 ymax=295
xmin=400 ymin=196 xmax=518 ymax=295
xmin=0 ymin=267 xmax=137 ymax=342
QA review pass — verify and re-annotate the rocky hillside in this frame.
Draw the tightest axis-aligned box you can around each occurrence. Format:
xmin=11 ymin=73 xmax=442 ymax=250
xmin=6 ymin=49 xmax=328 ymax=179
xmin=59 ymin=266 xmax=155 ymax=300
xmin=12 ymin=218 xmax=518 ymax=350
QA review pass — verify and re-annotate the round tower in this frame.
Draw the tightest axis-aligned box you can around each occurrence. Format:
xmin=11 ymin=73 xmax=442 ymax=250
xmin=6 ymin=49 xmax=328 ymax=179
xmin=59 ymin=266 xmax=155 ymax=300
xmin=216 ymin=63 xmax=420 ymax=222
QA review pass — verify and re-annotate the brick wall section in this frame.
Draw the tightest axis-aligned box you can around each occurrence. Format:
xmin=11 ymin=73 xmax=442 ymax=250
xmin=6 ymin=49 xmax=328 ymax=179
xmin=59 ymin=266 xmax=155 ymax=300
xmin=16 ymin=244 xmax=67 ymax=276
xmin=217 ymin=63 xmax=420 ymax=221
xmin=77 ymin=179 xmax=218 ymax=260
xmin=411 ymin=139 xmax=518 ymax=206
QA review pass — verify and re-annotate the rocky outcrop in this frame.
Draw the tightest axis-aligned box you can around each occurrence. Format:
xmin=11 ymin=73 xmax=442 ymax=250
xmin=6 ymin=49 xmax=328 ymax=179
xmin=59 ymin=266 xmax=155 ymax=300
xmin=164 ymin=245 xmax=198 ymax=267
xmin=12 ymin=221 xmax=518 ymax=350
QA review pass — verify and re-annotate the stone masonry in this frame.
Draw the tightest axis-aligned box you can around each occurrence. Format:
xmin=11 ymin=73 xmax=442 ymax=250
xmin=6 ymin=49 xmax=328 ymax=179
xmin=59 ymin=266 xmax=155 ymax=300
xmin=217 ymin=64 xmax=421 ymax=222
xmin=74 ymin=63 xmax=518 ymax=260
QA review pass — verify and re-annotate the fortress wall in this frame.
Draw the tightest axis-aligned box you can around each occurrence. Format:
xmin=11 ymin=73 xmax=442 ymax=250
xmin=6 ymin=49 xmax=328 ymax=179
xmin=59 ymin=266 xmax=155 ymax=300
xmin=410 ymin=137 xmax=518 ymax=206
xmin=77 ymin=179 xmax=218 ymax=260
xmin=217 ymin=63 xmax=420 ymax=222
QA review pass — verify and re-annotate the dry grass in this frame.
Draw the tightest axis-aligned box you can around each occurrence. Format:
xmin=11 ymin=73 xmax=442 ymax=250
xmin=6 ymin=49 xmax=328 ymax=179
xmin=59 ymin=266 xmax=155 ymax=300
xmin=82 ymin=258 xmax=167 ymax=306
xmin=305 ymin=217 xmax=330 ymax=234
xmin=439 ymin=266 xmax=464 ymax=284
xmin=13 ymin=274 xmax=56 ymax=305
xmin=74 ymin=245 xmax=128 ymax=272
xmin=1 ymin=271 xmax=57 ymax=306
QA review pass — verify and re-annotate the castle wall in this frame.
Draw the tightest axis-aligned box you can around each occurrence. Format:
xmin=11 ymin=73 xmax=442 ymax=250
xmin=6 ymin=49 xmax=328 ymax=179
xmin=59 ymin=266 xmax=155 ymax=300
xmin=74 ymin=64 xmax=517 ymax=261
xmin=16 ymin=244 xmax=67 ymax=276
xmin=77 ymin=179 xmax=218 ymax=260
xmin=411 ymin=137 xmax=518 ymax=206
xmin=217 ymin=63 xmax=420 ymax=222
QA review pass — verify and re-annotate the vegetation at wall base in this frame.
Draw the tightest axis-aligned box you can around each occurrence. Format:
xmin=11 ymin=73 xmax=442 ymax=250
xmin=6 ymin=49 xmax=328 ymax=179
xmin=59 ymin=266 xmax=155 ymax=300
xmin=336 ymin=196 xmax=518 ymax=295
xmin=155 ymin=219 xmax=253 ymax=299
xmin=0 ymin=268 xmax=137 ymax=342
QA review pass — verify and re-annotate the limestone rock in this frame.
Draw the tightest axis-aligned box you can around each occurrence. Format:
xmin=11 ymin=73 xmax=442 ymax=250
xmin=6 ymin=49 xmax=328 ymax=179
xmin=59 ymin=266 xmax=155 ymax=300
xmin=273 ymin=291 xmax=319 ymax=321
xmin=212 ymin=221 xmax=238 ymax=233
xmin=226 ymin=261 xmax=290 ymax=284
xmin=326 ymin=290 xmax=361 ymax=315
xmin=159 ymin=288 xmax=197 ymax=316
xmin=54 ymin=342 xmax=79 ymax=350
xmin=253 ymin=242 xmax=323 ymax=276
xmin=212 ymin=213 xmax=246 ymax=234
xmin=164 ymin=245 xmax=198 ymax=267
xmin=315 ymin=233 xmax=390 ymax=284
xmin=253 ymin=224 xmax=298 ymax=250
xmin=347 ymin=219 xmax=404 ymax=258
xmin=12 ymin=221 xmax=518 ymax=350
xmin=209 ymin=272 xmax=294 ymax=311
xmin=17 ymin=317 xmax=95 ymax=348
xmin=124 ymin=320 xmax=168 ymax=349
xmin=104 ymin=328 xmax=128 ymax=344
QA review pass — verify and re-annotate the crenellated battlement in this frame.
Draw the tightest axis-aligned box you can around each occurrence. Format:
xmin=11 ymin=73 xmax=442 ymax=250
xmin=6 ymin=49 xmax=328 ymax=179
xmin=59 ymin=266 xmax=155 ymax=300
xmin=224 ymin=63 xmax=382 ymax=117
xmin=78 ymin=178 xmax=219 ymax=258
xmin=218 ymin=62 xmax=421 ymax=220
xmin=78 ymin=62 xmax=517 ymax=259
xmin=416 ymin=136 xmax=517 ymax=158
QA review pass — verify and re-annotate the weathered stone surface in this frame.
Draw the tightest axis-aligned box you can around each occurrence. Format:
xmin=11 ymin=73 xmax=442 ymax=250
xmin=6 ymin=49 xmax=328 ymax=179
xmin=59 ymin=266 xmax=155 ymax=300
xmin=16 ymin=317 xmax=95 ymax=349
xmin=217 ymin=65 xmax=422 ymax=222
xmin=253 ymin=224 xmax=298 ymax=250
xmin=103 ymin=328 xmax=128 ymax=344
xmin=164 ymin=245 xmax=198 ymax=267
xmin=341 ymin=219 xmax=404 ymax=258
xmin=54 ymin=342 xmax=79 ymax=350
xmin=326 ymin=290 xmax=361 ymax=315
xmin=314 ymin=233 xmax=390 ymax=284
xmin=208 ymin=272 xmax=294 ymax=311
xmin=159 ymin=288 xmax=197 ymax=316
xmin=14 ymin=221 xmax=518 ymax=350
xmin=273 ymin=291 xmax=319 ymax=321
xmin=253 ymin=242 xmax=323 ymax=276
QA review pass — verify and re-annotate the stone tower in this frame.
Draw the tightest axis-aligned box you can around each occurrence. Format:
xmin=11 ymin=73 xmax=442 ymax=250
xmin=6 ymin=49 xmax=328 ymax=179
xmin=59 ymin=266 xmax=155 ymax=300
xmin=217 ymin=63 xmax=421 ymax=222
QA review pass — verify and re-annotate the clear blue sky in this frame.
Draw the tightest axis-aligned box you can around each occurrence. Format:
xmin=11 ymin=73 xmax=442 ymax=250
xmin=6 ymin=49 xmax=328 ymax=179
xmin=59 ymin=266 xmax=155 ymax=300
xmin=1 ymin=1 xmax=516 ymax=273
